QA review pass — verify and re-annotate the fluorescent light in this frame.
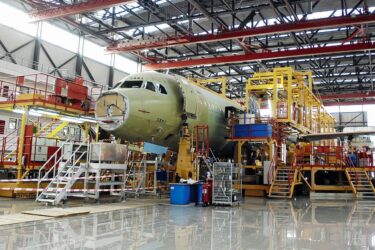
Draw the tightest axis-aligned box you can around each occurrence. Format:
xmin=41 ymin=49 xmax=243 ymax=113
xmin=31 ymin=109 xmax=60 ymax=117
xmin=78 ymin=117 xmax=98 ymax=123
xmin=29 ymin=111 xmax=42 ymax=117
xmin=13 ymin=109 xmax=41 ymax=117
xmin=61 ymin=117 xmax=83 ymax=124
xmin=13 ymin=109 xmax=24 ymax=114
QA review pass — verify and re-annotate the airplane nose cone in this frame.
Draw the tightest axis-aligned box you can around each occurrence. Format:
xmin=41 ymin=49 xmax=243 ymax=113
xmin=95 ymin=92 xmax=128 ymax=131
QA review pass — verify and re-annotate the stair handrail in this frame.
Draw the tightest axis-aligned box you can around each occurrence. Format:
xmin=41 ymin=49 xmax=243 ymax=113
xmin=346 ymin=155 xmax=358 ymax=185
xmin=267 ymin=156 xmax=276 ymax=184
xmin=136 ymin=154 xmax=147 ymax=193
xmin=36 ymin=119 xmax=57 ymax=136
xmin=0 ymin=137 xmax=4 ymax=163
xmin=208 ymin=148 xmax=218 ymax=163
xmin=287 ymin=167 xmax=293 ymax=187
xmin=2 ymin=129 xmax=19 ymax=152
xmin=49 ymin=148 xmax=89 ymax=205
xmin=3 ymin=134 xmax=22 ymax=160
xmin=0 ymin=129 xmax=19 ymax=162
xmin=37 ymin=139 xmax=88 ymax=201
xmin=1 ymin=129 xmax=18 ymax=141
xmin=51 ymin=139 xmax=88 ymax=182
xmin=36 ymin=139 xmax=72 ymax=199
xmin=54 ymin=151 xmax=88 ymax=196
xmin=201 ymin=155 xmax=213 ymax=174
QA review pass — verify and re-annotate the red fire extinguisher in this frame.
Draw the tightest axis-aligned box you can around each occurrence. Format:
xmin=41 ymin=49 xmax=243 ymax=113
xmin=202 ymin=180 xmax=212 ymax=206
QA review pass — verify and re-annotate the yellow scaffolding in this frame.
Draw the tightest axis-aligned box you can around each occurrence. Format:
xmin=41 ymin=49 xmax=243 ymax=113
xmin=245 ymin=67 xmax=335 ymax=136
xmin=234 ymin=67 xmax=338 ymax=197
xmin=189 ymin=77 xmax=227 ymax=97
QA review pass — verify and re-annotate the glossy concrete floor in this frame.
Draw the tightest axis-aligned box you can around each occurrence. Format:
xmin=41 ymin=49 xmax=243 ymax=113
xmin=0 ymin=197 xmax=375 ymax=249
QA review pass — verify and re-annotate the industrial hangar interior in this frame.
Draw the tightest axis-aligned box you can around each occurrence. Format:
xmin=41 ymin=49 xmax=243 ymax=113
xmin=1 ymin=0 xmax=375 ymax=249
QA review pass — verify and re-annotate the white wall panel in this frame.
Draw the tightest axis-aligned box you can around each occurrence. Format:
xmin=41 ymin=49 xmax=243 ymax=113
xmin=37 ymin=50 xmax=55 ymax=74
xmin=0 ymin=23 xmax=130 ymax=88
xmin=40 ymin=41 xmax=77 ymax=76
xmin=113 ymin=69 xmax=128 ymax=83
xmin=82 ymin=57 xmax=110 ymax=84
xmin=42 ymin=42 xmax=76 ymax=67
xmin=0 ymin=24 xmax=35 ymax=65
xmin=0 ymin=25 xmax=34 ymax=52
xmin=11 ymin=41 xmax=35 ymax=67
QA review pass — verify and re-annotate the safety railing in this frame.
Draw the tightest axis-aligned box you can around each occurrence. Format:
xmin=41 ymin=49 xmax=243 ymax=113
xmin=312 ymin=146 xmax=345 ymax=168
xmin=36 ymin=140 xmax=72 ymax=199
xmin=267 ymin=155 xmax=276 ymax=185
xmin=194 ymin=125 xmax=209 ymax=157
xmin=0 ymin=73 xmax=108 ymax=114
xmin=294 ymin=145 xmax=375 ymax=170
xmin=29 ymin=136 xmax=59 ymax=167
xmin=346 ymin=149 xmax=374 ymax=168
xmin=0 ymin=129 xmax=19 ymax=164
xmin=1 ymin=54 xmax=72 ymax=78
xmin=36 ymin=139 xmax=89 ymax=199
xmin=0 ymin=131 xmax=66 ymax=168
xmin=287 ymin=166 xmax=294 ymax=187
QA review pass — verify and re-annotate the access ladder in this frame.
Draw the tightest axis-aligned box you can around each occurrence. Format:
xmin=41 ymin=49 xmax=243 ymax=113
xmin=36 ymin=141 xmax=88 ymax=205
xmin=345 ymin=168 xmax=375 ymax=201
xmin=268 ymin=166 xmax=298 ymax=198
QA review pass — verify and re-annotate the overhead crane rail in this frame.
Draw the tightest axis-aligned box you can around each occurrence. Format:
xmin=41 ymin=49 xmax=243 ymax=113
xmin=107 ymin=13 xmax=375 ymax=52
xmin=31 ymin=0 xmax=136 ymax=21
xmin=145 ymin=42 xmax=375 ymax=70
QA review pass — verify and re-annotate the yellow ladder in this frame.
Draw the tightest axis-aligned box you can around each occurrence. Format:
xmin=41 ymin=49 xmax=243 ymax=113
xmin=269 ymin=166 xmax=298 ymax=198
xmin=345 ymin=168 xmax=375 ymax=200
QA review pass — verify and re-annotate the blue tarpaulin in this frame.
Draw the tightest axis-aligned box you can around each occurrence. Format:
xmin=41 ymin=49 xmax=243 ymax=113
xmin=143 ymin=142 xmax=168 ymax=155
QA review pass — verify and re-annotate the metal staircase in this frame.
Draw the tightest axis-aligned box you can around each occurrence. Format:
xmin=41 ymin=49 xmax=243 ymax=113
xmin=194 ymin=125 xmax=210 ymax=157
xmin=36 ymin=140 xmax=88 ymax=205
xmin=37 ymin=119 xmax=69 ymax=139
xmin=125 ymin=153 xmax=147 ymax=197
xmin=194 ymin=148 xmax=217 ymax=179
xmin=268 ymin=166 xmax=298 ymax=198
xmin=345 ymin=168 xmax=375 ymax=200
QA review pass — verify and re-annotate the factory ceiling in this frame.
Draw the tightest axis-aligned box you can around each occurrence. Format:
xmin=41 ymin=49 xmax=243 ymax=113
xmin=9 ymin=0 xmax=375 ymax=105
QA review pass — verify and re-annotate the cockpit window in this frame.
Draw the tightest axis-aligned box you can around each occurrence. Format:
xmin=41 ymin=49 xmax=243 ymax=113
xmin=113 ymin=81 xmax=122 ymax=89
xmin=145 ymin=81 xmax=156 ymax=92
xmin=159 ymin=84 xmax=168 ymax=95
xmin=120 ymin=81 xmax=143 ymax=88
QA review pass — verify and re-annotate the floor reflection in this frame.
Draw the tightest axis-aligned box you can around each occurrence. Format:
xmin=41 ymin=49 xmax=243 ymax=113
xmin=1 ymin=198 xmax=375 ymax=249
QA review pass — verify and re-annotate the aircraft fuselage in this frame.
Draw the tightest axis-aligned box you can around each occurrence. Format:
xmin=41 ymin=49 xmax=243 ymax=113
xmin=95 ymin=72 xmax=242 ymax=151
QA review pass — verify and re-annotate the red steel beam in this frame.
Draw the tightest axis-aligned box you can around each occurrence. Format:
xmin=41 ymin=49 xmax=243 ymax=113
xmin=323 ymin=100 xmax=375 ymax=106
xmin=320 ymin=92 xmax=375 ymax=100
xmin=108 ymin=14 xmax=375 ymax=52
xmin=145 ymin=42 xmax=375 ymax=70
xmin=31 ymin=0 xmax=135 ymax=21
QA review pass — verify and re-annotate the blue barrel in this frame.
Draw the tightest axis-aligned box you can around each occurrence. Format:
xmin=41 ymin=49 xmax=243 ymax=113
xmin=196 ymin=183 xmax=203 ymax=205
xmin=170 ymin=183 xmax=191 ymax=205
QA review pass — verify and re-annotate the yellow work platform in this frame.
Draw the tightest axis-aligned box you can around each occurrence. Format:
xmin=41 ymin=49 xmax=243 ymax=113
xmin=0 ymin=97 xmax=88 ymax=115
